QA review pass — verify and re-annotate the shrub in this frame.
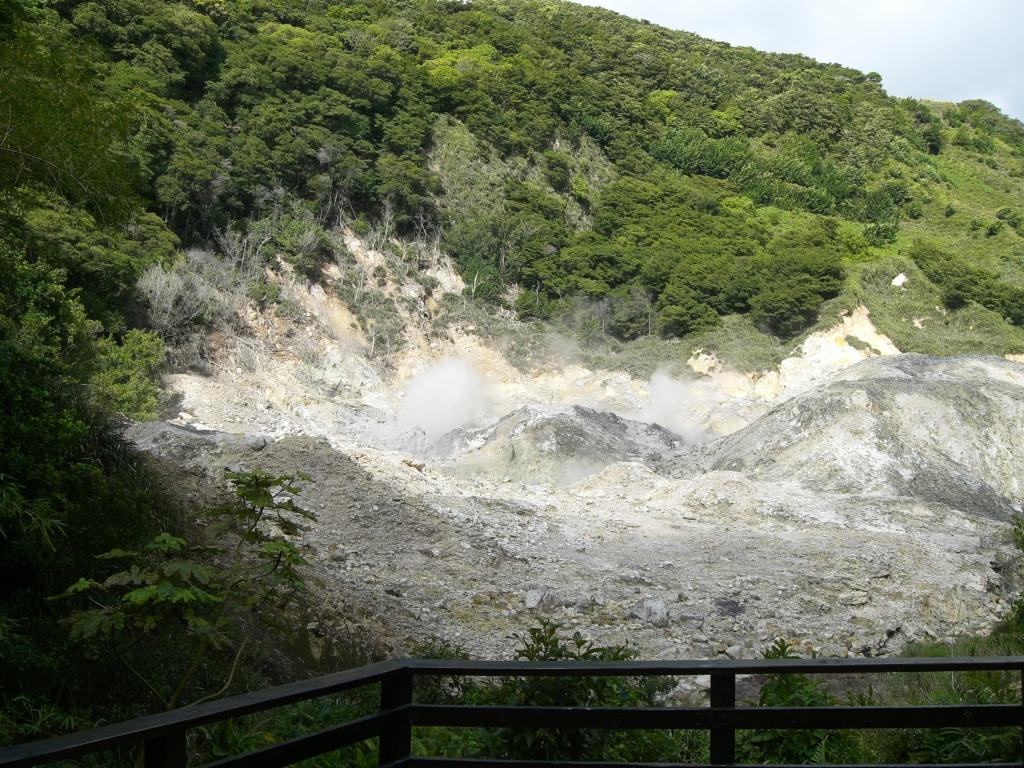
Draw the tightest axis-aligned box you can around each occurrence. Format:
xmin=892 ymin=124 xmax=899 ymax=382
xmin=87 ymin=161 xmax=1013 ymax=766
xmin=335 ymin=278 xmax=407 ymax=360
xmin=89 ymin=331 xmax=165 ymax=420
xmin=607 ymin=283 xmax=654 ymax=340
xmin=656 ymin=290 xmax=720 ymax=337
xmin=996 ymin=207 xmax=1023 ymax=235
xmin=274 ymin=216 xmax=333 ymax=280
xmin=921 ymin=122 xmax=944 ymax=155
xmin=738 ymin=639 xmax=855 ymax=764
xmin=910 ymin=241 xmax=975 ymax=302
xmin=136 ymin=255 xmax=230 ymax=366
xmin=952 ymin=125 xmax=972 ymax=146
xmin=541 ymin=150 xmax=572 ymax=193
xmin=247 ymin=276 xmax=281 ymax=305
xmin=908 ymin=240 xmax=1024 ymax=325
xmin=865 ymin=221 xmax=898 ymax=246
xmin=514 ymin=289 xmax=556 ymax=320
xmin=482 ymin=621 xmax=702 ymax=762
xmin=419 ymin=274 xmax=440 ymax=294
xmin=569 ymin=173 xmax=591 ymax=204
xmin=215 ymin=225 xmax=272 ymax=284
xmin=141 ymin=253 xmax=225 ymax=322
xmin=749 ymin=282 xmax=824 ymax=337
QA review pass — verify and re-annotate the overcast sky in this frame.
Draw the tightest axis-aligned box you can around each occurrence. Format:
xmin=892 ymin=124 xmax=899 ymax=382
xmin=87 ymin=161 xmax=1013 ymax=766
xmin=577 ymin=0 xmax=1023 ymax=121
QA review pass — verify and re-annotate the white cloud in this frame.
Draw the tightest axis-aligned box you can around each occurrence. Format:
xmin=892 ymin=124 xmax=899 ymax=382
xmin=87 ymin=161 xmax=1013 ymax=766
xmin=576 ymin=0 xmax=1024 ymax=120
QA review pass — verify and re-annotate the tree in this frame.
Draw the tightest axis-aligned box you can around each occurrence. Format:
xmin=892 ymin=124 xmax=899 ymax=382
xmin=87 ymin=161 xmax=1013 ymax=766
xmin=59 ymin=470 xmax=314 ymax=711
xmin=922 ymin=122 xmax=944 ymax=155
xmin=542 ymin=150 xmax=572 ymax=192
xmin=0 ymin=12 xmax=138 ymax=222
xmin=750 ymin=282 xmax=824 ymax=337
xmin=656 ymin=285 xmax=719 ymax=337
xmin=607 ymin=283 xmax=654 ymax=339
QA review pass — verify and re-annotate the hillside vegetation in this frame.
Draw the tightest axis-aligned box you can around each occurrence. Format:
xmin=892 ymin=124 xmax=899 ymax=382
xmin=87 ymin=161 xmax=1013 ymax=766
xmin=3 ymin=0 xmax=1024 ymax=759
xmin=10 ymin=0 xmax=1024 ymax=354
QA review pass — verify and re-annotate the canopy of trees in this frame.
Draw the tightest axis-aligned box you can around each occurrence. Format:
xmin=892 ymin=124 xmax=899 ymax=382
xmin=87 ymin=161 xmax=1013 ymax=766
xmin=8 ymin=0 xmax=1017 ymax=342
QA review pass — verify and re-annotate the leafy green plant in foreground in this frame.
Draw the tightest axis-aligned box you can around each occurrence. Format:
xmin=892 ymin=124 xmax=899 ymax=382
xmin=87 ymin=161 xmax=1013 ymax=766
xmin=56 ymin=470 xmax=314 ymax=711
xmin=498 ymin=621 xmax=672 ymax=759
xmin=409 ymin=620 xmax=706 ymax=763
xmin=738 ymin=639 xmax=854 ymax=764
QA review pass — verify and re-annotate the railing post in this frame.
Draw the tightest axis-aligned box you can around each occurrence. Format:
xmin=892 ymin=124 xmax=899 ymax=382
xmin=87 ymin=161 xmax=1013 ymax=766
xmin=710 ymin=672 xmax=736 ymax=765
xmin=143 ymin=730 xmax=186 ymax=768
xmin=379 ymin=667 xmax=413 ymax=765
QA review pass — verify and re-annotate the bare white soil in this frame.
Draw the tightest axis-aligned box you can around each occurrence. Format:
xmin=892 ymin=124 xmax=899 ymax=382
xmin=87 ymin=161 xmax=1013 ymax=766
xmin=131 ymin=245 xmax=1024 ymax=661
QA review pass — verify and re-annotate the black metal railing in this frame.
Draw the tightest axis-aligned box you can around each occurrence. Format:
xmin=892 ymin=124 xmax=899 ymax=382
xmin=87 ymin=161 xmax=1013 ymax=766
xmin=2 ymin=656 xmax=1023 ymax=767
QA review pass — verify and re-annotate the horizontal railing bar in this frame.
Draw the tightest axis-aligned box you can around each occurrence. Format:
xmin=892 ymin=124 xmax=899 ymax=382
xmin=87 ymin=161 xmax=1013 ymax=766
xmin=405 ymin=656 xmax=1024 ymax=676
xmin=411 ymin=703 xmax=1023 ymax=730
xmin=406 ymin=761 xmax=712 ymax=768
xmin=412 ymin=704 xmax=710 ymax=730
xmin=0 ymin=659 xmax=404 ymax=767
xmin=199 ymin=708 xmax=398 ymax=768
xmin=731 ymin=704 xmax=1022 ymax=729
xmin=406 ymin=762 xmax=1024 ymax=768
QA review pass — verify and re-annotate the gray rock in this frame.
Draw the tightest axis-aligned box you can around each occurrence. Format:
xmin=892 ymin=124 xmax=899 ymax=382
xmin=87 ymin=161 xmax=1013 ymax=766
xmin=525 ymin=590 xmax=544 ymax=610
xmin=632 ymin=598 xmax=669 ymax=627
xmin=436 ymin=405 xmax=686 ymax=484
xmin=244 ymin=434 xmax=268 ymax=451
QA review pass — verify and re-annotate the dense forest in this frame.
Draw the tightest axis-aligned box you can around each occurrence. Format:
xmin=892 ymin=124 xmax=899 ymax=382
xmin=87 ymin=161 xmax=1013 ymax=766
xmin=3 ymin=0 xmax=1024 ymax=762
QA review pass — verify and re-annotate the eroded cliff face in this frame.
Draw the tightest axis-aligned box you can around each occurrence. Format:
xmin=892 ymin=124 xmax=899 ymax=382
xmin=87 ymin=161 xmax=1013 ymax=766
xmin=128 ymin=267 xmax=1024 ymax=661
xmin=709 ymin=356 xmax=1024 ymax=517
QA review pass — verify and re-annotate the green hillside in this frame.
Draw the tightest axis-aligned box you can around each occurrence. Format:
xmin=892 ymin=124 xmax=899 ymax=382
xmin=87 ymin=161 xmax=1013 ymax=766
xmin=3 ymin=0 xmax=1024 ymax=753
xmin=8 ymin=0 xmax=1024 ymax=356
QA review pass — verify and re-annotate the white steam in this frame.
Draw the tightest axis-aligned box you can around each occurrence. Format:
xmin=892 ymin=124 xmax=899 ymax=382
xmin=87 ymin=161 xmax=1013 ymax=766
xmin=396 ymin=357 xmax=491 ymax=442
xmin=639 ymin=371 xmax=731 ymax=444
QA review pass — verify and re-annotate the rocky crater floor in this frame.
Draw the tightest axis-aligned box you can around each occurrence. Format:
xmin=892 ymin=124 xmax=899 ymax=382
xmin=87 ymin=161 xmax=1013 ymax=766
xmin=130 ymin=347 xmax=1024 ymax=662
